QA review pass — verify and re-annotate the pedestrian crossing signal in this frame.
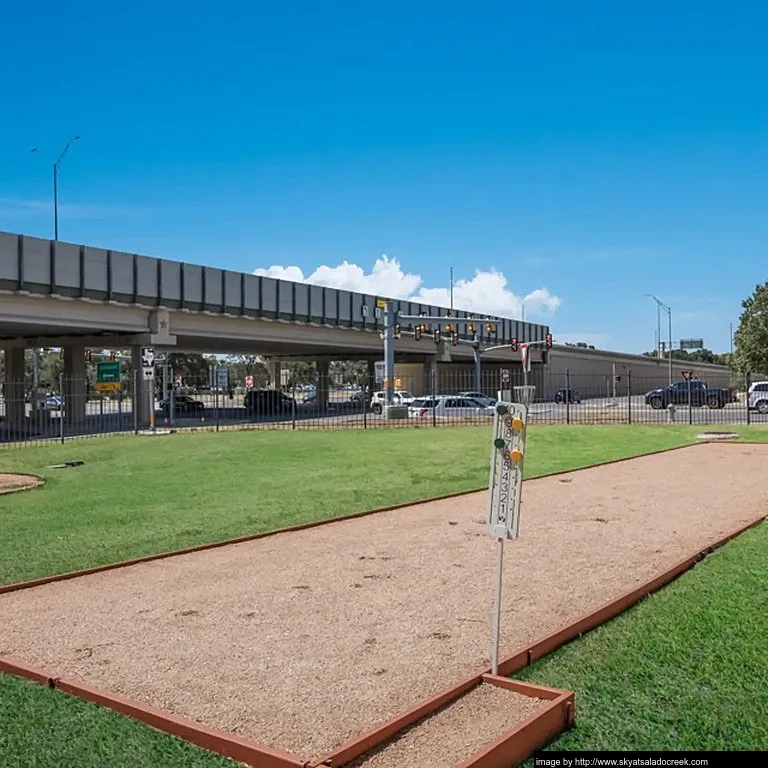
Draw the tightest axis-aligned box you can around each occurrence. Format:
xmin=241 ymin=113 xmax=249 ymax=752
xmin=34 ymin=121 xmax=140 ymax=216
xmin=433 ymin=328 xmax=441 ymax=344
xmin=394 ymin=324 xmax=401 ymax=339
xmin=414 ymin=325 xmax=422 ymax=341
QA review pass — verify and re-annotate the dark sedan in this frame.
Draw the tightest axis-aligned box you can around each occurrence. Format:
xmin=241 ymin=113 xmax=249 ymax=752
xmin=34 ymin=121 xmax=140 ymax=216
xmin=159 ymin=394 xmax=206 ymax=415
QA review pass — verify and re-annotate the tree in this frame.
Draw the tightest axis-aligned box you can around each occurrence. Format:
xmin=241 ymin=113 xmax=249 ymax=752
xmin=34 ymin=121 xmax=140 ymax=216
xmin=734 ymin=281 xmax=768 ymax=375
xmin=165 ymin=353 xmax=210 ymax=388
xmin=224 ymin=355 xmax=269 ymax=388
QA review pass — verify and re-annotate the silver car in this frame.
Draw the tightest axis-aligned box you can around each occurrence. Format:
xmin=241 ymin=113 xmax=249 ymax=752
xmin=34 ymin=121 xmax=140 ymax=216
xmin=408 ymin=395 xmax=495 ymax=419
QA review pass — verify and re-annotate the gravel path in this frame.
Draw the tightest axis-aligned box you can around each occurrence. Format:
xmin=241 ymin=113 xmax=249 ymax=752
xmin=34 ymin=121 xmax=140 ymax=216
xmin=345 ymin=683 xmax=545 ymax=768
xmin=0 ymin=473 xmax=42 ymax=494
xmin=0 ymin=442 xmax=766 ymax=761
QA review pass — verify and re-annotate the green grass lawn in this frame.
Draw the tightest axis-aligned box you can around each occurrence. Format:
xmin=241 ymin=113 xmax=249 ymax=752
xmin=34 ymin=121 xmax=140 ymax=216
xmin=518 ymin=521 xmax=768 ymax=753
xmin=1 ymin=424 xmax=766 ymax=767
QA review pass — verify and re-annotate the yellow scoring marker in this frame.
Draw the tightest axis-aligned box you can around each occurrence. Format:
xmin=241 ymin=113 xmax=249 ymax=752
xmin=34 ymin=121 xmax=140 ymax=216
xmin=510 ymin=448 xmax=523 ymax=464
xmin=511 ymin=416 xmax=524 ymax=432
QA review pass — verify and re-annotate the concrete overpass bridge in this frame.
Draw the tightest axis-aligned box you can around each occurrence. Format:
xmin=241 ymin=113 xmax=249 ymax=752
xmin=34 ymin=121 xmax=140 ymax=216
xmin=0 ymin=230 xmax=549 ymax=428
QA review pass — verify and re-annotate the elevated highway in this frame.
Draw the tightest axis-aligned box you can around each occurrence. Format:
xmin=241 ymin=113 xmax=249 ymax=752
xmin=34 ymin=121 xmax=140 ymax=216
xmin=1 ymin=230 xmax=548 ymax=428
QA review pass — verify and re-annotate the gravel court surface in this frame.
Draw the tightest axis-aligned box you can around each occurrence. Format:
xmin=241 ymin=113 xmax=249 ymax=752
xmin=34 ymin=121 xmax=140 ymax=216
xmin=344 ymin=683 xmax=546 ymax=768
xmin=0 ymin=442 xmax=766 ymax=761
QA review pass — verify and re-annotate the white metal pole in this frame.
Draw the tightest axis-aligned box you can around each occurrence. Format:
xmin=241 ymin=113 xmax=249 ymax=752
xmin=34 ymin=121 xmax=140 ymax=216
xmin=491 ymin=537 xmax=505 ymax=676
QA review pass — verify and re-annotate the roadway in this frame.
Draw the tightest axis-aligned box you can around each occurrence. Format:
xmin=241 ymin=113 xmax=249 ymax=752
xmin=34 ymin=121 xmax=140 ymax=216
xmin=2 ymin=392 xmax=764 ymax=443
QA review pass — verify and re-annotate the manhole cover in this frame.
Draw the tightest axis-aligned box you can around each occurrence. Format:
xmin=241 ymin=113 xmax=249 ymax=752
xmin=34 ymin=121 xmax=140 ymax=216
xmin=696 ymin=432 xmax=740 ymax=440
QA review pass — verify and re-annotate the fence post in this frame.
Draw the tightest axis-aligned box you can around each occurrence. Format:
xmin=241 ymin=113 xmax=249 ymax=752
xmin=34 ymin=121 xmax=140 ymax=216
xmin=363 ymin=379 xmax=368 ymax=430
xmin=292 ymin=380 xmax=297 ymax=430
xmin=133 ymin=369 xmax=139 ymax=434
xmin=215 ymin=386 xmax=220 ymax=432
xmin=59 ymin=372 xmax=65 ymax=444
xmin=564 ymin=369 xmax=571 ymax=425
xmin=745 ymin=371 xmax=751 ymax=425
xmin=688 ymin=377 xmax=693 ymax=424
xmin=431 ymin=367 xmax=437 ymax=428
xmin=627 ymin=370 xmax=632 ymax=424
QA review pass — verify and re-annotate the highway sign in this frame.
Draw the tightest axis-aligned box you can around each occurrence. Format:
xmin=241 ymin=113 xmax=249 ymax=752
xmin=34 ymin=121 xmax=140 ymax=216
xmin=95 ymin=361 xmax=121 ymax=392
xmin=215 ymin=365 xmax=229 ymax=390
xmin=680 ymin=338 xmax=703 ymax=351
xmin=487 ymin=401 xmax=529 ymax=541
xmin=141 ymin=348 xmax=155 ymax=380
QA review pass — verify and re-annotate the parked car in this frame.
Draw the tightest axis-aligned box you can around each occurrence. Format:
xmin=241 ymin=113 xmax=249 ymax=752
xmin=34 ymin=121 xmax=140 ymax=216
xmin=554 ymin=388 xmax=581 ymax=404
xmin=458 ymin=391 xmax=497 ymax=407
xmin=369 ymin=390 xmax=415 ymax=414
xmin=159 ymin=394 xmax=205 ymax=415
xmin=408 ymin=395 xmax=495 ymax=420
xmin=644 ymin=380 xmax=735 ymax=410
xmin=44 ymin=395 xmax=63 ymax=410
xmin=747 ymin=381 xmax=768 ymax=414
xmin=349 ymin=389 xmax=372 ymax=406
xmin=244 ymin=389 xmax=295 ymax=415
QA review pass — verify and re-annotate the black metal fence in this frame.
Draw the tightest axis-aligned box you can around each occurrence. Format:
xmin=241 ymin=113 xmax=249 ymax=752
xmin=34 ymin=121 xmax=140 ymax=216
xmin=2 ymin=368 xmax=766 ymax=447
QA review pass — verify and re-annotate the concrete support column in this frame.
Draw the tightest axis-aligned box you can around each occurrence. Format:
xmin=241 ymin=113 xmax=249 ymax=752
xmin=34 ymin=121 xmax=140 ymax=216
xmin=316 ymin=360 xmax=330 ymax=413
xmin=423 ymin=357 xmax=438 ymax=397
xmin=267 ymin=360 xmax=281 ymax=390
xmin=132 ymin=346 xmax=152 ymax=427
xmin=63 ymin=345 xmax=87 ymax=427
xmin=3 ymin=347 xmax=26 ymax=435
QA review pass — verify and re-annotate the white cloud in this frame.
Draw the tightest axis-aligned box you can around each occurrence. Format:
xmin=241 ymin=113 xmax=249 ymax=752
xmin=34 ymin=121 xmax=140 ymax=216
xmin=253 ymin=254 xmax=561 ymax=319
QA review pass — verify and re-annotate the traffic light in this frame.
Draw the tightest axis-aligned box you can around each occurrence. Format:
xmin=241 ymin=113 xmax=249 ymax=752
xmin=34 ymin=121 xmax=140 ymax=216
xmin=394 ymin=324 xmax=401 ymax=339
xmin=545 ymin=332 xmax=553 ymax=349
xmin=445 ymin=323 xmax=452 ymax=332
xmin=614 ymin=375 xmax=621 ymax=382
xmin=486 ymin=323 xmax=495 ymax=334
xmin=84 ymin=350 xmax=91 ymax=362
xmin=511 ymin=338 xmax=518 ymax=352
xmin=451 ymin=330 xmax=459 ymax=346
xmin=110 ymin=351 xmax=117 ymax=361
xmin=414 ymin=324 xmax=422 ymax=341
xmin=468 ymin=323 xmax=477 ymax=334
xmin=433 ymin=328 xmax=441 ymax=344
xmin=59 ymin=348 xmax=64 ymax=360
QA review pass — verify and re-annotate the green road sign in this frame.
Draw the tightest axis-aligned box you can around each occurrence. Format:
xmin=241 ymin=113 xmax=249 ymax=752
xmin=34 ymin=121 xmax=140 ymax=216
xmin=96 ymin=361 xmax=121 ymax=392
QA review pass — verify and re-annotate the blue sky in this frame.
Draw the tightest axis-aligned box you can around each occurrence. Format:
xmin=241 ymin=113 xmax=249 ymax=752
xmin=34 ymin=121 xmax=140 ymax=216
xmin=2 ymin=0 xmax=766 ymax=354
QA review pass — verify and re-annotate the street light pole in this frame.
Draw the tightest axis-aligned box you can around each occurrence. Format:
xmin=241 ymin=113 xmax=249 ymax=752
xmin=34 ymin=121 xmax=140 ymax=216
xmin=52 ymin=135 xmax=80 ymax=241
xmin=645 ymin=294 xmax=673 ymax=385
